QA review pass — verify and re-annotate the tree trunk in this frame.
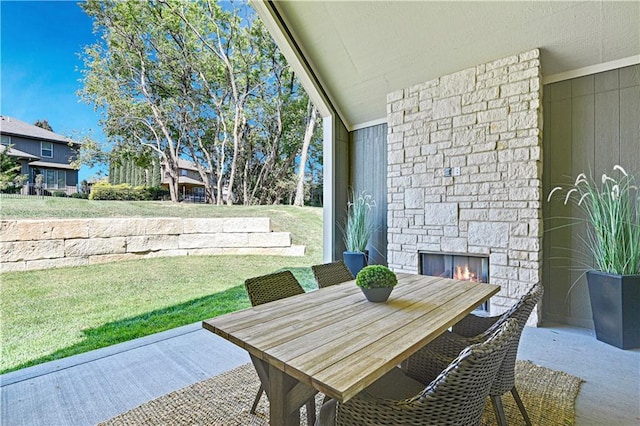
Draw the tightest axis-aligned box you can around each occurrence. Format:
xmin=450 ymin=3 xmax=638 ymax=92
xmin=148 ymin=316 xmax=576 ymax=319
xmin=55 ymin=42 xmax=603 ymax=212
xmin=161 ymin=155 xmax=180 ymax=202
xmin=243 ymin=157 xmax=250 ymax=205
xmin=226 ymin=107 xmax=245 ymax=206
xmin=294 ymin=103 xmax=318 ymax=206
xmin=165 ymin=169 xmax=179 ymax=202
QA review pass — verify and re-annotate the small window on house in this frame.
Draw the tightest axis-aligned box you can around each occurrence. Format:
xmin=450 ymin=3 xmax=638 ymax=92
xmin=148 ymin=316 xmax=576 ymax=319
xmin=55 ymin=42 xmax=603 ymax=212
xmin=57 ymin=170 xmax=66 ymax=188
xmin=181 ymin=169 xmax=187 ymax=176
xmin=41 ymin=141 xmax=53 ymax=158
xmin=45 ymin=170 xmax=56 ymax=187
xmin=1 ymin=135 xmax=11 ymax=145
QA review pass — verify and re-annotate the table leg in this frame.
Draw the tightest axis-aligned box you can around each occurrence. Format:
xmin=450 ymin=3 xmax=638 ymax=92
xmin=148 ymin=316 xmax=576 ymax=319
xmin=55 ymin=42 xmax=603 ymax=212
xmin=250 ymin=355 xmax=317 ymax=426
xmin=268 ymin=363 xmax=301 ymax=426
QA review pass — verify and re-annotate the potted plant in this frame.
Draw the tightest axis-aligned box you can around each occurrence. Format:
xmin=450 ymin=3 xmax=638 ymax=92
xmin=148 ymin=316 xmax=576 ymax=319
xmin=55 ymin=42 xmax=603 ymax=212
xmin=355 ymin=265 xmax=398 ymax=302
xmin=342 ymin=189 xmax=375 ymax=276
xmin=547 ymin=165 xmax=640 ymax=349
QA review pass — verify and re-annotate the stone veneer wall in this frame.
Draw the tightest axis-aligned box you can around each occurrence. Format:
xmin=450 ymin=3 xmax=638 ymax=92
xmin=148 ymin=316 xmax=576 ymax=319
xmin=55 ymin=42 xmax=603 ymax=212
xmin=386 ymin=49 xmax=543 ymax=321
xmin=0 ymin=217 xmax=304 ymax=272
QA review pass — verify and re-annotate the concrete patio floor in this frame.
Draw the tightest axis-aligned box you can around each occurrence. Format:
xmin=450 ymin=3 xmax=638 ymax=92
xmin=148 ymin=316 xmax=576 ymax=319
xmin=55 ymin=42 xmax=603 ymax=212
xmin=1 ymin=322 xmax=638 ymax=425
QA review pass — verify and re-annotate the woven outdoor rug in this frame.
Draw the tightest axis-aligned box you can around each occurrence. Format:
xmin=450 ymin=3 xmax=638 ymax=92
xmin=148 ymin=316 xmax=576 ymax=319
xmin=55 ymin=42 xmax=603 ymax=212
xmin=100 ymin=360 xmax=583 ymax=426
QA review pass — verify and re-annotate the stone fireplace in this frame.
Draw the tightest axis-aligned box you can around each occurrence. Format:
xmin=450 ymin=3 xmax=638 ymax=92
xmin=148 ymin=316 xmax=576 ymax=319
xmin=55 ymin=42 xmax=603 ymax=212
xmin=421 ymin=252 xmax=490 ymax=311
xmin=420 ymin=252 xmax=489 ymax=283
xmin=386 ymin=49 xmax=543 ymax=323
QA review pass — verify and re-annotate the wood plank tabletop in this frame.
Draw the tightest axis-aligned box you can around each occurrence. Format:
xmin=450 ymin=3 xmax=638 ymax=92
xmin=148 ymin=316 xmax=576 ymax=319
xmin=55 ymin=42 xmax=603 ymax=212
xmin=203 ymin=273 xmax=499 ymax=403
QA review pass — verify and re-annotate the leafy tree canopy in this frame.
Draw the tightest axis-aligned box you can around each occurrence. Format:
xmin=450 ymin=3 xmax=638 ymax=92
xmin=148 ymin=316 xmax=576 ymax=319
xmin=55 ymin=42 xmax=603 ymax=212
xmin=33 ymin=119 xmax=53 ymax=132
xmin=0 ymin=146 xmax=27 ymax=193
xmin=79 ymin=0 xmax=322 ymax=205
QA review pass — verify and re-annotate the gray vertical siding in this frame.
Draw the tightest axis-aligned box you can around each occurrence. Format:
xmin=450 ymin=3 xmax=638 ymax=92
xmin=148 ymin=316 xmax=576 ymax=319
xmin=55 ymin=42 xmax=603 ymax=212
xmin=330 ymin=117 xmax=352 ymax=261
xmin=349 ymin=123 xmax=388 ymax=266
xmin=8 ymin=136 xmax=78 ymax=165
xmin=542 ymin=64 xmax=640 ymax=327
xmin=5 ymin=135 xmax=80 ymax=188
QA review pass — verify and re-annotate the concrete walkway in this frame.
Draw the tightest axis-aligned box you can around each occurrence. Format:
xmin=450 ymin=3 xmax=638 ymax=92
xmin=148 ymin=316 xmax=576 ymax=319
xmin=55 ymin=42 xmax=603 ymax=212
xmin=1 ymin=323 xmax=249 ymax=426
xmin=1 ymin=322 xmax=638 ymax=425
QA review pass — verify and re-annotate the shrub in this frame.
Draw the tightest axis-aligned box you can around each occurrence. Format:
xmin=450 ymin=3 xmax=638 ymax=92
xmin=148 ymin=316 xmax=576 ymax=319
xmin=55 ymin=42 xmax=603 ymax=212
xmin=70 ymin=192 xmax=89 ymax=199
xmin=355 ymin=265 xmax=398 ymax=289
xmin=52 ymin=191 xmax=67 ymax=197
xmin=89 ymin=182 xmax=119 ymax=200
xmin=89 ymin=182 xmax=169 ymax=201
xmin=142 ymin=186 xmax=170 ymax=201
xmin=89 ymin=183 xmax=138 ymax=201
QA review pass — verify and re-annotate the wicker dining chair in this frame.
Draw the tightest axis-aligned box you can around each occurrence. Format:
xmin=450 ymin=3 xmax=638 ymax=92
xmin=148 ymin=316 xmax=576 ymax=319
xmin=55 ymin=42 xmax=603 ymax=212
xmin=317 ymin=319 xmax=519 ymax=426
xmin=401 ymin=282 xmax=544 ymax=426
xmin=243 ymin=270 xmax=316 ymax=424
xmin=245 ymin=270 xmax=305 ymax=307
xmin=311 ymin=260 xmax=355 ymax=289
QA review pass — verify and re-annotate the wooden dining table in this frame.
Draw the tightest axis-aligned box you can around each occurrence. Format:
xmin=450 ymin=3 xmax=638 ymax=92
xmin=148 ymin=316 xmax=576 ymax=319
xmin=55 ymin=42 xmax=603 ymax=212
xmin=203 ymin=273 xmax=500 ymax=425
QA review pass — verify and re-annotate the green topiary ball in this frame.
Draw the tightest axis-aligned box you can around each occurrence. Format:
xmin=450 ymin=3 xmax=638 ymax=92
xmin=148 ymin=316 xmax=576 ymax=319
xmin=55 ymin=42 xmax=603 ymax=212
xmin=355 ymin=265 xmax=397 ymax=289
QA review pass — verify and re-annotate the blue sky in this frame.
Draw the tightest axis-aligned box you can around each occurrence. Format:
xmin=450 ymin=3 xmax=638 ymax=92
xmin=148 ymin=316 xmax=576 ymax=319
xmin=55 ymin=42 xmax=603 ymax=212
xmin=1 ymin=0 xmax=105 ymax=180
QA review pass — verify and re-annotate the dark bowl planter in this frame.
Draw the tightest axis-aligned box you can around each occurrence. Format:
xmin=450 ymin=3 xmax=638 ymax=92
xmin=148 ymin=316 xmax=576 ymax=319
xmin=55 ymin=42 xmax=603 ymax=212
xmin=586 ymin=270 xmax=640 ymax=349
xmin=343 ymin=250 xmax=368 ymax=277
xmin=360 ymin=286 xmax=394 ymax=303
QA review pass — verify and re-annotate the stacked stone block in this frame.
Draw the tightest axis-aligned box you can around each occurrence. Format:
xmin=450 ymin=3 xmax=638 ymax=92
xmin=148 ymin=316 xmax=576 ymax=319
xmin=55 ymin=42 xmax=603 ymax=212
xmin=386 ymin=49 xmax=543 ymax=321
xmin=0 ymin=217 xmax=304 ymax=272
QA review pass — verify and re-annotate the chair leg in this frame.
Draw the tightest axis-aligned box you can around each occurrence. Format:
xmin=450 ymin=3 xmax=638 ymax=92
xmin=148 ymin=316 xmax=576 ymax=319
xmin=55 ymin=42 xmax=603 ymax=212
xmin=511 ymin=387 xmax=532 ymax=426
xmin=490 ymin=395 xmax=508 ymax=426
xmin=250 ymin=386 xmax=264 ymax=414
xmin=306 ymin=398 xmax=316 ymax=426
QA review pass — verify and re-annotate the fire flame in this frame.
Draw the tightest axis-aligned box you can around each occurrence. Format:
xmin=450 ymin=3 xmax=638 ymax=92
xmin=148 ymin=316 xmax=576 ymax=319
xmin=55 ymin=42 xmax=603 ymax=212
xmin=454 ymin=264 xmax=479 ymax=282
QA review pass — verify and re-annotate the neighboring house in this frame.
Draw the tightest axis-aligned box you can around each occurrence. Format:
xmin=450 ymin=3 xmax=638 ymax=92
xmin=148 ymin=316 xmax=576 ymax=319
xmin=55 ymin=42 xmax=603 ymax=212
xmin=161 ymin=158 xmax=208 ymax=202
xmin=0 ymin=116 xmax=80 ymax=195
xmin=252 ymin=1 xmax=639 ymax=331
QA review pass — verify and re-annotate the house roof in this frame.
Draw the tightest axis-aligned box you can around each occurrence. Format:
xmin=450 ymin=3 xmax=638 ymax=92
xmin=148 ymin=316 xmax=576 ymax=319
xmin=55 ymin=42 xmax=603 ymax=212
xmin=252 ymin=1 xmax=640 ymax=130
xmin=161 ymin=174 xmax=205 ymax=186
xmin=0 ymin=144 xmax=40 ymax=161
xmin=177 ymin=176 xmax=205 ymax=186
xmin=29 ymin=161 xmax=79 ymax=170
xmin=177 ymin=158 xmax=199 ymax=171
xmin=0 ymin=116 xmax=79 ymax=145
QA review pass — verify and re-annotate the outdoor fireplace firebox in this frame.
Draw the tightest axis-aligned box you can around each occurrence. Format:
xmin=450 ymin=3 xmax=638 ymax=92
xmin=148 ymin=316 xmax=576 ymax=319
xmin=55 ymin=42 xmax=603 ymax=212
xmin=419 ymin=252 xmax=490 ymax=311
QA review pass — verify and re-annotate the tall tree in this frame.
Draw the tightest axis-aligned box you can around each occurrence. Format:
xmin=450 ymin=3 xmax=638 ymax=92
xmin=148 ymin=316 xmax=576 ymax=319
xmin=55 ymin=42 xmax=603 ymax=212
xmin=33 ymin=119 xmax=53 ymax=132
xmin=294 ymin=102 xmax=318 ymax=206
xmin=79 ymin=0 xmax=322 ymax=205
xmin=0 ymin=146 xmax=25 ymax=192
xmin=162 ymin=0 xmax=266 ymax=205
xmin=151 ymin=157 xmax=161 ymax=187
xmin=81 ymin=0 xmax=190 ymax=201
xmin=108 ymin=160 xmax=115 ymax=184
xmin=237 ymin=34 xmax=317 ymax=205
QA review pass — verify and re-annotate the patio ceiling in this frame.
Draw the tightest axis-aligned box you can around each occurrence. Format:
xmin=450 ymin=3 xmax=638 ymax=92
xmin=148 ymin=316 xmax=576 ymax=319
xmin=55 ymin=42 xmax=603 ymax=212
xmin=253 ymin=1 xmax=640 ymax=130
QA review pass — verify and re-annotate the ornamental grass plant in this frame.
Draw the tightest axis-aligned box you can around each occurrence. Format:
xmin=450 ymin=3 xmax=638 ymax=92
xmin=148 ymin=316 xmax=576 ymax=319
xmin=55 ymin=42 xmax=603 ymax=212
xmin=547 ymin=165 xmax=640 ymax=275
xmin=343 ymin=189 xmax=376 ymax=253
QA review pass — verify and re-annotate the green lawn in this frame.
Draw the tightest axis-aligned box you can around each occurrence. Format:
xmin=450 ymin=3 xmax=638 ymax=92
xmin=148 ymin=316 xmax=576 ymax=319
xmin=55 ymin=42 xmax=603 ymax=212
xmin=0 ymin=198 xmax=323 ymax=374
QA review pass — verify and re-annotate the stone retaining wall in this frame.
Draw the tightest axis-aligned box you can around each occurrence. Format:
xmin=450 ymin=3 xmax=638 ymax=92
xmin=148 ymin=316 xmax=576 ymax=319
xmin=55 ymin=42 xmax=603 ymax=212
xmin=0 ymin=217 xmax=305 ymax=272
